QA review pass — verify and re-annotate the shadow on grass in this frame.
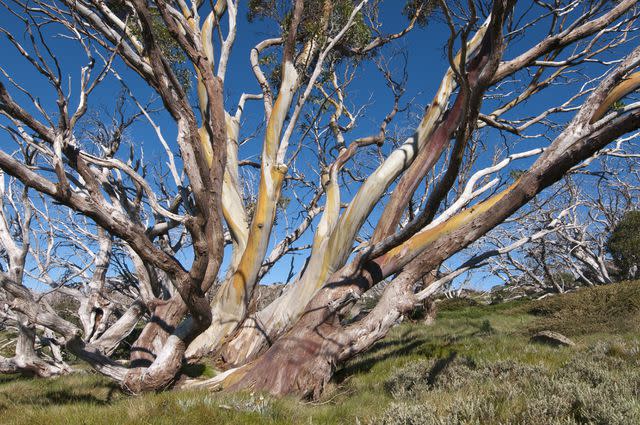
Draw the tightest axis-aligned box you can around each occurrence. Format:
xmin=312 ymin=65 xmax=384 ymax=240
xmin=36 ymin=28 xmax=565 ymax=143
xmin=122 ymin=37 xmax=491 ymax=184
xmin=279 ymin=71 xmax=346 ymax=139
xmin=335 ymin=337 xmax=430 ymax=383
xmin=333 ymin=326 xmax=446 ymax=380
xmin=334 ymin=319 xmax=501 ymax=386
xmin=0 ymin=374 xmax=26 ymax=385
xmin=0 ymin=377 xmax=123 ymax=408
xmin=426 ymin=351 xmax=458 ymax=386
xmin=39 ymin=387 xmax=120 ymax=406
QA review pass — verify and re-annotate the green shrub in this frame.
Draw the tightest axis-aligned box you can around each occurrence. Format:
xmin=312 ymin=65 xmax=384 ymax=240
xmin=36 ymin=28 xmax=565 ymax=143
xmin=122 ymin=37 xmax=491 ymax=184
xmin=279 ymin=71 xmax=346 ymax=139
xmin=438 ymin=297 xmax=479 ymax=311
xmin=607 ymin=210 xmax=640 ymax=279
xmin=477 ymin=319 xmax=496 ymax=335
xmin=430 ymin=357 xmax=481 ymax=391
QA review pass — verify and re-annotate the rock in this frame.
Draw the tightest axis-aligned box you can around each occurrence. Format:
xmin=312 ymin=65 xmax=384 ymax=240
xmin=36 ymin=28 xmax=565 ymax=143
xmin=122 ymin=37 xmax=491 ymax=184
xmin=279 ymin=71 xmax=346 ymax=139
xmin=530 ymin=330 xmax=575 ymax=347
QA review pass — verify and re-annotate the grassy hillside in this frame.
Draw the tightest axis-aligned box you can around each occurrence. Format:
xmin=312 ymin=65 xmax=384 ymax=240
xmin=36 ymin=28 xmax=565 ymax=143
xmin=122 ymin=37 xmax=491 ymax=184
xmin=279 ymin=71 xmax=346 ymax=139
xmin=1 ymin=281 xmax=640 ymax=424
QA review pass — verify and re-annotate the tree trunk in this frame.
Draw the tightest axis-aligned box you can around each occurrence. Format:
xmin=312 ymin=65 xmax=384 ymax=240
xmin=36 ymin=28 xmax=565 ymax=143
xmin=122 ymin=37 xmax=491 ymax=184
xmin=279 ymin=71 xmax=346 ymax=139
xmin=0 ymin=315 xmax=71 ymax=377
xmin=123 ymin=297 xmax=187 ymax=392
xmin=422 ymin=298 xmax=438 ymax=326
xmin=229 ymin=271 xmax=418 ymax=398
xmin=94 ymin=299 xmax=146 ymax=356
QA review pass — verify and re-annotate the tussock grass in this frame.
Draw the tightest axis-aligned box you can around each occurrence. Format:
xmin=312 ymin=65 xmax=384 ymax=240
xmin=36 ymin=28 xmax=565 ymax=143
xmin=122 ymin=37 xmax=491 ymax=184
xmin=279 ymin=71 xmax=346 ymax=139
xmin=524 ymin=280 xmax=640 ymax=336
xmin=1 ymin=282 xmax=639 ymax=424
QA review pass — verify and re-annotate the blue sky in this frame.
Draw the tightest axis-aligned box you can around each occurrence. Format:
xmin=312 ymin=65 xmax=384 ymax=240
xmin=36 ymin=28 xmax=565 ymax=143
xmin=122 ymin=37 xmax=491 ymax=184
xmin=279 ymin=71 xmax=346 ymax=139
xmin=0 ymin=1 xmax=636 ymax=292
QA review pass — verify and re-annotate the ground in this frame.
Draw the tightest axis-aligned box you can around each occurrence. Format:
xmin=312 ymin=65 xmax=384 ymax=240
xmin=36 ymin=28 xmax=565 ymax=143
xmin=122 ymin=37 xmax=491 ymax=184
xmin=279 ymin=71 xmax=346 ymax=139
xmin=1 ymin=281 xmax=639 ymax=424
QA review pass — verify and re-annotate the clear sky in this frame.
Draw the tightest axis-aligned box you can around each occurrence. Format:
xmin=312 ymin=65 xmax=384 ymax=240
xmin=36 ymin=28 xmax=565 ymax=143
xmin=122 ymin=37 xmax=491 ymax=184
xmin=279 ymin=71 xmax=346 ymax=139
xmin=0 ymin=1 xmax=636 ymax=292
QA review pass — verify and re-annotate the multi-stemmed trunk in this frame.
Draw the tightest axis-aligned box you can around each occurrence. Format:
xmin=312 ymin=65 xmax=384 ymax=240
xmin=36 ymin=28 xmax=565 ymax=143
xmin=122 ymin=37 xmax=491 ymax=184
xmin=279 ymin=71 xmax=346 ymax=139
xmin=1 ymin=0 xmax=639 ymax=401
xmin=189 ymin=42 xmax=640 ymax=397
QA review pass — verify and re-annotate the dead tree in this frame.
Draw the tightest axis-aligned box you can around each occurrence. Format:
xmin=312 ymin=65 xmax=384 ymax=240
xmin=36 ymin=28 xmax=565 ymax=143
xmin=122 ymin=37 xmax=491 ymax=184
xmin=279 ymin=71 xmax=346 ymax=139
xmin=488 ymin=141 xmax=640 ymax=292
xmin=0 ymin=164 xmax=70 ymax=377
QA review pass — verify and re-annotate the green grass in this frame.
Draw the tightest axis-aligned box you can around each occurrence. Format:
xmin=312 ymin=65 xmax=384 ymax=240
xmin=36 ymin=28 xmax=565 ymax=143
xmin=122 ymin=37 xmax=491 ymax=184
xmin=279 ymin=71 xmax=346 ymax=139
xmin=0 ymin=330 xmax=17 ymax=358
xmin=2 ymin=282 xmax=640 ymax=424
xmin=524 ymin=280 xmax=640 ymax=336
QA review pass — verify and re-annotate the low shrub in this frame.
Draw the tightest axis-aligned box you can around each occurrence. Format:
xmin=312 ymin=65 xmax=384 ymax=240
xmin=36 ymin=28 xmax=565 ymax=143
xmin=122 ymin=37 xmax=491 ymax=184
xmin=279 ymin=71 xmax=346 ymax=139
xmin=438 ymin=298 xmax=479 ymax=311
xmin=383 ymin=360 xmax=433 ymax=398
xmin=377 ymin=402 xmax=441 ymax=425
xmin=378 ymin=340 xmax=640 ymax=424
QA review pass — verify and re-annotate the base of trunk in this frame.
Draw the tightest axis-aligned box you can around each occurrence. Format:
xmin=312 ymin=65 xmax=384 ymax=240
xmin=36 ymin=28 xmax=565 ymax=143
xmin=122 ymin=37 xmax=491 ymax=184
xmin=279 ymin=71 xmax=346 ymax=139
xmin=229 ymin=318 xmax=340 ymax=399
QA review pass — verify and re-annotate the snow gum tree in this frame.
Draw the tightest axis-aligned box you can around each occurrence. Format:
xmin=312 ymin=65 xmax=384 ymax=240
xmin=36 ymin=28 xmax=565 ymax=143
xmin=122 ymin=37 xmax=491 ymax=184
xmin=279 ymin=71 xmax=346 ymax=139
xmin=0 ymin=0 xmax=639 ymax=398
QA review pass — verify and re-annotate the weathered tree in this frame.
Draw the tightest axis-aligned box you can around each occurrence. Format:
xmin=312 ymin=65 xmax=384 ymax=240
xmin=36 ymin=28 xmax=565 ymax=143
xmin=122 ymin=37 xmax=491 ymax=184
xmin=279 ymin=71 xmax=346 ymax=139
xmin=0 ymin=161 xmax=70 ymax=377
xmin=487 ymin=141 xmax=640 ymax=294
xmin=0 ymin=0 xmax=639 ymax=399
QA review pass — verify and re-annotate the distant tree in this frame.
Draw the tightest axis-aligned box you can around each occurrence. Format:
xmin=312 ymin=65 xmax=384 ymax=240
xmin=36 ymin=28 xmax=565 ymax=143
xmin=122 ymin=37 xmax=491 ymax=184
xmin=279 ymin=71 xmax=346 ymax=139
xmin=485 ymin=144 xmax=640 ymax=294
xmin=608 ymin=211 xmax=640 ymax=280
